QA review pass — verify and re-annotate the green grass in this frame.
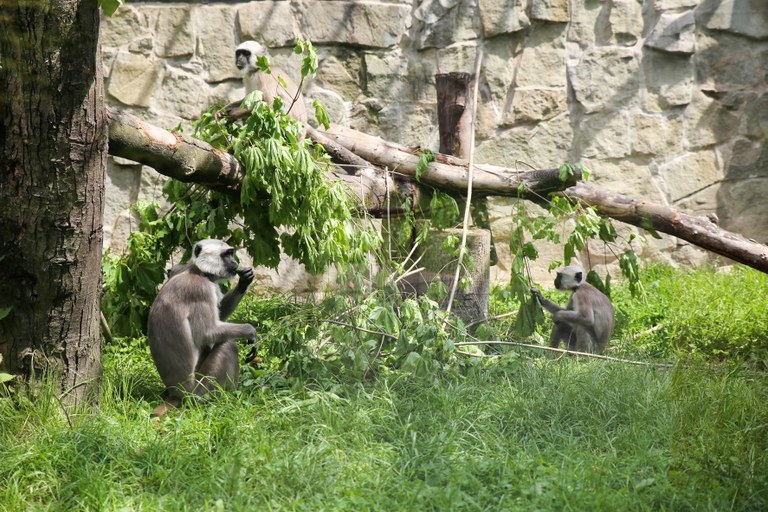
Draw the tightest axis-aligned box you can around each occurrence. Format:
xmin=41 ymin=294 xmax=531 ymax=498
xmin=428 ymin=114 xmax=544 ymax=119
xmin=2 ymin=359 xmax=766 ymax=510
xmin=1 ymin=266 xmax=767 ymax=511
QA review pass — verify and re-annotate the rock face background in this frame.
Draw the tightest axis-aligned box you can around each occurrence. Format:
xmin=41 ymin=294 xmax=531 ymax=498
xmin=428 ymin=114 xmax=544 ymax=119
xmin=102 ymin=0 xmax=768 ymax=287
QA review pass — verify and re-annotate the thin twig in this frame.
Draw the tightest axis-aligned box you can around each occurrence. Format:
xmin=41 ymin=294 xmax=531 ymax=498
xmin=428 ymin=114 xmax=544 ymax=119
xmin=443 ymin=48 xmax=484 ymax=327
xmin=453 ymin=340 xmax=673 ymax=368
xmin=465 ymin=311 xmax=517 ymax=329
xmin=324 ymin=319 xmax=397 ymax=340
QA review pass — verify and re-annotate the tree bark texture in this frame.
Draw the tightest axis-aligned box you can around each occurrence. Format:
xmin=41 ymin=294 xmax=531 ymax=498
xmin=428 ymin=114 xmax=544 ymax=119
xmin=0 ymin=0 xmax=106 ymax=405
xmin=436 ymin=72 xmax=473 ymax=160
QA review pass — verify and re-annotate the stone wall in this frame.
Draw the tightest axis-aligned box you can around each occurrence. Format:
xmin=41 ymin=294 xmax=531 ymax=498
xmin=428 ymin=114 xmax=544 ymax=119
xmin=102 ymin=0 xmax=768 ymax=286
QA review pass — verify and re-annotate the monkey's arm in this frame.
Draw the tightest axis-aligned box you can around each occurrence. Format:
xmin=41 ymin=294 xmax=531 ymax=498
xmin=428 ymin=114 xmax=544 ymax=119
xmin=219 ymin=268 xmax=254 ymax=320
xmin=530 ymin=287 xmax=565 ymax=315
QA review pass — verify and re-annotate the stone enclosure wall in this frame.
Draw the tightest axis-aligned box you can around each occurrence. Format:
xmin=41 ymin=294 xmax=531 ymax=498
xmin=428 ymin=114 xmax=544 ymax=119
xmin=102 ymin=0 xmax=768 ymax=286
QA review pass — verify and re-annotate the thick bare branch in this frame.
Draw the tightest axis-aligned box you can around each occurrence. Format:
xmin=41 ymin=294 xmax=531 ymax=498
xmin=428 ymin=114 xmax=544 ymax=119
xmin=561 ymin=183 xmax=768 ymax=273
xmin=105 ymin=109 xmax=768 ymax=274
xmin=318 ymin=124 xmax=580 ymax=197
xmin=107 ymin=107 xmax=243 ymax=193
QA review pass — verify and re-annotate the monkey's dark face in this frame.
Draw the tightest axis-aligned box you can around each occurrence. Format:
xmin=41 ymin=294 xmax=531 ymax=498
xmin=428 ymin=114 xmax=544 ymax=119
xmin=192 ymin=239 xmax=240 ymax=280
xmin=220 ymin=248 xmax=239 ymax=276
xmin=235 ymin=49 xmax=251 ymax=71
xmin=554 ymin=266 xmax=584 ymax=291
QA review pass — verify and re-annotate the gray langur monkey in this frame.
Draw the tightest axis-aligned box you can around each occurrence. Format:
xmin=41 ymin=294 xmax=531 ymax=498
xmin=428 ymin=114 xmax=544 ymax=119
xmin=148 ymin=239 xmax=256 ymax=417
xmin=530 ymin=265 xmax=615 ymax=354
xmin=228 ymin=40 xmax=308 ymax=131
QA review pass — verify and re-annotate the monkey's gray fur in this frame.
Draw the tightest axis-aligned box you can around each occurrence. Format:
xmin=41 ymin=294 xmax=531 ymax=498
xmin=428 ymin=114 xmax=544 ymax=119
xmin=148 ymin=239 xmax=256 ymax=417
xmin=530 ymin=265 xmax=614 ymax=354
xmin=229 ymin=40 xmax=308 ymax=131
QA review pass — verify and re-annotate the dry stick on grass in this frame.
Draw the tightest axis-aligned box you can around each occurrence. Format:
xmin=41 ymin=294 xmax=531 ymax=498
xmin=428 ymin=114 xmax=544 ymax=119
xmin=454 ymin=340 xmax=673 ymax=368
xmin=443 ymin=49 xmax=484 ymax=327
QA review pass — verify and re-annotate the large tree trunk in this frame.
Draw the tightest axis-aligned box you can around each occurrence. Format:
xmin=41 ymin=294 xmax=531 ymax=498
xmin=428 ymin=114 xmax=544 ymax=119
xmin=0 ymin=0 xmax=106 ymax=406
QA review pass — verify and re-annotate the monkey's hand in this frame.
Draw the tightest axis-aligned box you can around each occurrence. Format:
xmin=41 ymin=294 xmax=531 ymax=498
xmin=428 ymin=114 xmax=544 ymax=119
xmin=246 ymin=335 xmax=260 ymax=364
xmin=530 ymin=287 xmax=544 ymax=303
xmin=236 ymin=267 xmax=255 ymax=293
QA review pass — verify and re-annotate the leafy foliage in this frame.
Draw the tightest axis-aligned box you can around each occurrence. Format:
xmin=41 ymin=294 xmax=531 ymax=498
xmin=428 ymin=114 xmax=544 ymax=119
xmin=234 ymin=276 xmax=467 ymax=389
xmin=102 ymin=38 xmax=379 ymax=337
xmin=609 ymin=264 xmax=768 ymax=366
xmin=503 ymin=165 xmax=645 ymax=336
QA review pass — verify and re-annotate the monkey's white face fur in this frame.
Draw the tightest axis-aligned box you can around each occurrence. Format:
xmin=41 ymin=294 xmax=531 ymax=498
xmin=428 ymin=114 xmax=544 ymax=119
xmin=235 ymin=40 xmax=268 ymax=76
xmin=192 ymin=239 xmax=238 ymax=280
xmin=554 ymin=265 xmax=584 ymax=291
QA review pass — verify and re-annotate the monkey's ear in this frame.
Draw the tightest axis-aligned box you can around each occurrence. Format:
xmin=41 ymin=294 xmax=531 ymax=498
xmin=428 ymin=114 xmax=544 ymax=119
xmin=194 ymin=243 xmax=203 ymax=258
xmin=575 ymin=271 xmax=583 ymax=282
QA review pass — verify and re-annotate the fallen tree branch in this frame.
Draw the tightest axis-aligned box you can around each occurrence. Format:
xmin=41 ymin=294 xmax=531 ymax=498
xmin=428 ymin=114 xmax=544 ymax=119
xmin=454 ymin=340 xmax=673 ymax=368
xmin=561 ymin=183 xmax=768 ymax=273
xmin=106 ymin=108 xmax=768 ymax=275
xmin=318 ymin=124 xmax=580 ymax=198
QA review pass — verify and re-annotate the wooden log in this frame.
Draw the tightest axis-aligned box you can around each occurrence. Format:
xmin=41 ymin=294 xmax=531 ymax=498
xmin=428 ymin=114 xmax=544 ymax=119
xmin=106 ymin=107 xmax=418 ymax=214
xmin=562 ymin=183 xmax=768 ymax=273
xmin=318 ymin=124 xmax=577 ymax=197
xmin=105 ymin=108 xmax=768 ymax=274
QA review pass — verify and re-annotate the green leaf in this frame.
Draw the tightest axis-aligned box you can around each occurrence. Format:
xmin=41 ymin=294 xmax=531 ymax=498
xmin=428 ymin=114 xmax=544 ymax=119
xmin=415 ymin=149 xmax=435 ymax=182
xmin=99 ymin=0 xmax=123 ymax=16
xmin=0 ymin=306 xmax=11 ymax=321
xmin=313 ymin=100 xmax=331 ymax=130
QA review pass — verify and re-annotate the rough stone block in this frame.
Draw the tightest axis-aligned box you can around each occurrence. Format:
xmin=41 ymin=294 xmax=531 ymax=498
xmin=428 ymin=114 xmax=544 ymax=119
xmin=645 ymin=11 xmax=695 ymax=53
xmin=156 ymin=68 xmax=211 ymax=120
xmin=100 ymin=5 xmax=146 ymax=49
xmin=299 ymin=1 xmax=410 ymax=48
xmin=377 ymin=103 xmax=439 ymax=148
xmin=659 ymin=150 xmax=723 ymax=203
xmin=683 ymin=90 xmax=741 ymax=149
xmin=237 ymin=2 xmax=297 ymax=47
xmin=642 ymin=49 xmax=693 ymax=111
xmin=695 ymin=0 xmax=768 ymax=40
xmin=654 ymin=0 xmax=698 ymax=8
xmin=717 ymin=177 xmax=768 ymax=243
xmin=475 ymin=113 xmax=573 ymax=168
xmin=608 ymin=0 xmax=644 ymax=46
xmin=568 ymin=1 xmax=605 ymax=44
xmin=103 ymin=159 xmax=141 ymax=252
xmin=413 ymin=0 xmax=480 ymax=49
xmin=744 ymin=92 xmax=768 ymax=140
xmin=695 ymin=31 xmax=768 ymax=90
xmin=721 ymin=138 xmax=767 ymax=181
xmin=515 ymin=44 xmax=567 ymax=88
xmin=588 ymin=160 xmax=667 ymax=203
xmin=107 ymin=51 xmax=163 ymax=108
xmin=436 ymin=42 xmax=482 ymax=74
xmin=506 ymin=88 xmax=567 ymax=124
xmin=483 ymin=36 xmax=522 ymax=106
xmin=365 ymin=50 xmax=436 ymax=103
xmin=478 ymin=0 xmax=529 ymax=37
xmin=316 ymin=52 xmax=364 ymax=100
xmin=154 ymin=7 xmax=195 ymax=58
xmin=531 ymin=0 xmax=570 ymax=22
xmin=569 ymin=47 xmax=639 ymax=113
xmin=197 ymin=5 xmax=238 ymax=82
xmin=632 ymin=112 xmax=683 ymax=156
xmin=578 ymin=111 xmax=631 ymax=159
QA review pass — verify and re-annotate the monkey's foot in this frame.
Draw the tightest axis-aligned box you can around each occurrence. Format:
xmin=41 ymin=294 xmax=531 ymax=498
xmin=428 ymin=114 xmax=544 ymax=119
xmin=151 ymin=400 xmax=178 ymax=418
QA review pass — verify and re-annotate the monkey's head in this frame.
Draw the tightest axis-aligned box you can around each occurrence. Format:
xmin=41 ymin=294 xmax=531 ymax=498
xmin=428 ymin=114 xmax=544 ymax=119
xmin=235 ymin=40 xmax=268 ymax=74
xmin=191 ymin=239 xmax=240 ymax=281
xmin=554 ymin=265 xmax=584 ymax=291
